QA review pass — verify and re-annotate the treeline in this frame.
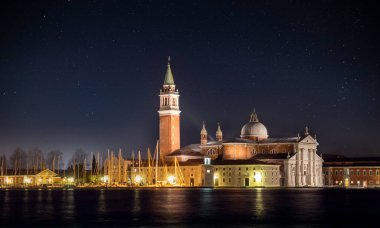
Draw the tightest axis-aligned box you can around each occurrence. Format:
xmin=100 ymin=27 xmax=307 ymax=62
xmin=0 ymin=147 xmax=63 ymax=175
xmin=0 ymin=147 xmax=103 ymax=176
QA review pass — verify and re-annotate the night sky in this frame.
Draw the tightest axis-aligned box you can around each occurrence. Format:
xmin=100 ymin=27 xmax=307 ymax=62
xmin=1 ymin=1 xmax=379 ymax=162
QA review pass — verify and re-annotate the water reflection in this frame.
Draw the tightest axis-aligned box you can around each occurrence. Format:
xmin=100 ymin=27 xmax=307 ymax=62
xmin=253 ymin=188 xmax=264 ymax=219
xmin=0 ymin=188 xmax=380 ymax=226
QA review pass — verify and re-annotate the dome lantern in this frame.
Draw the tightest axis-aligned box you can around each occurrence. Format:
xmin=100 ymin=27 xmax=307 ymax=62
xmin=240 ymin=109 xmax=268 ymax=141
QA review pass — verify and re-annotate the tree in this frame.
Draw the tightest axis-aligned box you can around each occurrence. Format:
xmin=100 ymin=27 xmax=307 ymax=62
xmin=0 ymin=154 xmax=7 ymax=175
xmin=9 ymin=148 xmax=27 ymax=175
xmin=27 ymin=147 xmax=45 ymax=174
xmin=91 ymin=154 xmax=97 ymax=175
xmin=68 ymin=148 xmax=88 ymax=184
xmin=46 ymin=150 xmax=63 ymax=172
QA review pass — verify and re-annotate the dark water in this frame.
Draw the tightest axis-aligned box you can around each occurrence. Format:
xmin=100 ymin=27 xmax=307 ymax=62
xmin=0 ymin=188 xmax=379 ymax=227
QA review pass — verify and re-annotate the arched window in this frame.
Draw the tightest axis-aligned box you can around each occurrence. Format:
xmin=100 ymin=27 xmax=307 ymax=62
xmin=207 ymin=149 xmax=216 ymax=155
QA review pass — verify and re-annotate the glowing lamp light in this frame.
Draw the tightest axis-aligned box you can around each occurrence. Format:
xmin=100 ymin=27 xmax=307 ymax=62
xmin=67 ymin=177 xmax=74 ymax=183
xmin=135 ymin=175 xmax=142 ymax=184
xmin=254 ymin=172 xmax=262 ymax=182
xmin=167 ymin=175 xmax=176 ymax=184
xmin=101 ymin=175 xmax=109 ymax=183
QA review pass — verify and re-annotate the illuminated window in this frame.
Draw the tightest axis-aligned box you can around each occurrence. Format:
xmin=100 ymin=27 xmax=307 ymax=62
xmin=206 ymin=169 xmax=210 ymax=173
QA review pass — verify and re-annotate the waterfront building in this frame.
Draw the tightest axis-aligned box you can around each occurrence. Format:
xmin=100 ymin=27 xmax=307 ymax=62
xmin=155 ymin=59 xmax=323 ymax=187
xmin=103 ymin=153 xmax=130 ymax=184
xmin=323 ymin=155 xmax=380 ymax=187
xmin=0 ymin=169 xmax=63 ymax=187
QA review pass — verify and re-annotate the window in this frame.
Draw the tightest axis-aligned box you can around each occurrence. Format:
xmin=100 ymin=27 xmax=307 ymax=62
xmin=339 ymin=170 xmax=343 ymax=175
xmin=369 ymin=170 xmax=373 ymax=176
xmin=223 ymin=172 xmax=225 ymax=176
xmin=357 ymin=170 xmax=360 ymax=176
xmin=335 ymin=170 xmax=338 ymax=176
xmin=223 ymin=178 xmax=225 ymax=183
xmin=363 ymin=170 xmax=366 ymax=176
xmin=228 ymin=178 xmax=231 ymax=183
xmin=376 ymin=170 xmax=379 ymax=176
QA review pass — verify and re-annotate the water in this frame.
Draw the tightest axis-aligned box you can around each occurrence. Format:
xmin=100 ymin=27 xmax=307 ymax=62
xmin=0 ymin=188 xmax=378 ymax=227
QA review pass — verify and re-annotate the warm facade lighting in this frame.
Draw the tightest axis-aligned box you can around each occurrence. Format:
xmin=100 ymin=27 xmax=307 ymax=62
xmin=254 ymin=172 xmax=262 ymax=182
xmin=67 ymin=177 xmax=74 ymax=183
xmin=135 ymin=175 xmax=142 ymax=184
xmin=167 ymin=175 xmax=175 ymax=184
xmin=101 ymin=176 xmax=109 ymax=183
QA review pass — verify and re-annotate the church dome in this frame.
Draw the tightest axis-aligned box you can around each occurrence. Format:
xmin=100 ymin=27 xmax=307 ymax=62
xmin=240 ymin=110 xmax=268 ymax=140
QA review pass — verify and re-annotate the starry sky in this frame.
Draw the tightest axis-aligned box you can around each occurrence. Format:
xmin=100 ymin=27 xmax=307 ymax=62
xmin=0 ymin=0 xmax=379 ymax=161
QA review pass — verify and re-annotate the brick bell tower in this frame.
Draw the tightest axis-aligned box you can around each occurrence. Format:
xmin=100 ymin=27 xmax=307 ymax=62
xmin=158 ymin=57 xmax=181 ymax=159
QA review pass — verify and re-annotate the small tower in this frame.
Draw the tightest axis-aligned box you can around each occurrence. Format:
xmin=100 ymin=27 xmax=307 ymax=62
xmin=200 ymin=121 xmax=208 ymax=145
xmin=216 ymin=122 xmax=223 ymax=142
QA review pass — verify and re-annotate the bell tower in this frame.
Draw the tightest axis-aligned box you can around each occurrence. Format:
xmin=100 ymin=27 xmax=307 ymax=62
xmin=158 ymin=57 xmax=181 ymax=159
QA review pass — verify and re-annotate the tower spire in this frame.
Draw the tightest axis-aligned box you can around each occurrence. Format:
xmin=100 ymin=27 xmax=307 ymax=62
xmin=164 ymin=56 xmax=175 ymax=85
xmin=216 ymin=122 xmax=223 ymax=142
xmin=200 ymin=121 xmax=208 ymax=145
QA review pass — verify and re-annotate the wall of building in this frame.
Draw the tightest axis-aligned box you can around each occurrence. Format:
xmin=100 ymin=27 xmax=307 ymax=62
xmin=222 ymin=143 xmax=295 ymax=160
xmin=323 ymin=167 xmax=380 ymax=187
xmin=213 ymin=165 xmax=280 ymax=187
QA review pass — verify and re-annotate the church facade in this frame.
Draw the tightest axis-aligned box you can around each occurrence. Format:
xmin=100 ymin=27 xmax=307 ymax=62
xmin=157 ymin=59 xmax=323 ymax=187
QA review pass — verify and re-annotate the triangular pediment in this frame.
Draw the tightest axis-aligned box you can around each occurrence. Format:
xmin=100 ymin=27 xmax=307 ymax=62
xmin=36 ymin=169 xmax=57 ymax=177
xmin=299 ymin=135 xmax=318 ymax=145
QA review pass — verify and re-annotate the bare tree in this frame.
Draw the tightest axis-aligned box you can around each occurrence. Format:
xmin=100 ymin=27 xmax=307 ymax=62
xmin=9 ymin=148 xmax=27 ymax=175
xmin=27 ymin=147 xmax=45 ymax=174
xmin=68 ymin=148 xmax=88 ymax=184
xmin=0 ymin=154 xmax=7 ymax=176
xmin=46 ymin=150 xmax=63 ymax=172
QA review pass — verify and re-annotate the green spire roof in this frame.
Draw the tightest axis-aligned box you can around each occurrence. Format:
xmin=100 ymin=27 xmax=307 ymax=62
xmin=164 ymin=56 xmax=175 ymax=85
